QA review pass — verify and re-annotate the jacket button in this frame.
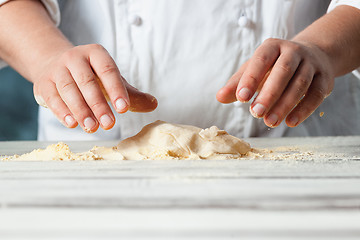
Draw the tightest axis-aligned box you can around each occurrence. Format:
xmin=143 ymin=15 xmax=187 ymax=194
xmin=128 ymin=14 xmax=142 ymax=26
xmin=238 ymin=15 xmax=250 ymax=28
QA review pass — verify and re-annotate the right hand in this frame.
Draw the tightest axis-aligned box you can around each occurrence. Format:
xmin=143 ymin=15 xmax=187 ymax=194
xmin=33 ymin=44 xmax=157 ymax=133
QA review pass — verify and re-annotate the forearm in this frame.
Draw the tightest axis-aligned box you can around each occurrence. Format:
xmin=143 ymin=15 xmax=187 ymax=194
xmin=0 ymin=0 xmax=73 ymax=82
xmin=293 ymin=5 xmax=360 ymax=77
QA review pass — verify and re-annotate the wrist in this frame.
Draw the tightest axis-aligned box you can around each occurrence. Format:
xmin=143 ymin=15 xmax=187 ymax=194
xmin=292 ymin=6 xmax=360 ymax=77
xmin=27 ymin=39 xmax=74 ymax=84
xmin=291 ymin=38 xmax=336 ymax=78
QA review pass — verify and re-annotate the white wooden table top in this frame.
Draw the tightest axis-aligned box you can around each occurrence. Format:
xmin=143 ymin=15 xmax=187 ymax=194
xmin=0 ymin=137 xmax=359 ymax=240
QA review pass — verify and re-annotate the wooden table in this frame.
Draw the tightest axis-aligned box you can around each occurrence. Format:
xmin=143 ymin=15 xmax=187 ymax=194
xmin=0 ymin=137 xmax=359 ymax=239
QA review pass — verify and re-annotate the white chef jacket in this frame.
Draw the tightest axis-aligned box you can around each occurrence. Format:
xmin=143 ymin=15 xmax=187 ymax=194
xmin=1 ymin=0 xmax=360 ymax=141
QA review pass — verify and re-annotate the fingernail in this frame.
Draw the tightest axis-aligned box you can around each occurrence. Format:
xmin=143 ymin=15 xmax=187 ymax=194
xmin=251 ymin=103 xmax=266 ymax=118
xmin=288 ymin=115 xmax=299 ymax=126
xmin=267 ymin=113 xmax=278 ymax=127
xmin=100 ymin=114 xmax=113 ymax=127
xmin=237 ymin=88 xmax=251 ymax=102
xmin=64 ymin=115 xmax=76 ymax=127
xmin=115 ymin=98 xmax=128 ymax=112
xmin=84 ymin=117 xmax=96 ymax=131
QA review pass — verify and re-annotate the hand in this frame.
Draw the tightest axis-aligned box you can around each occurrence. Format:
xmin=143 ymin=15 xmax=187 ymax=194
xmin=216 ymin=38 xmax=334 ymax=128
xmin=33 ymin=44 xmax=157 ymax=133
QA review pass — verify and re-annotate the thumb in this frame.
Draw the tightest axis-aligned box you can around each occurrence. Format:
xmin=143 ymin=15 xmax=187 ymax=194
xmin=125 ymin=82 xmax=158 ymax=113
xmin=216 ymin=60 xmax=249 ymax=104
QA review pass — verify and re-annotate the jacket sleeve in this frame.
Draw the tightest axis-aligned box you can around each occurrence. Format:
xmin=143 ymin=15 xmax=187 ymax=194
xmin=328 ymin=0 xmax=360 ymax=12
xmin=0 ymin=0 xmax=61 ymax=69
xmin=328 ymin=0 xmax=360 ymax=79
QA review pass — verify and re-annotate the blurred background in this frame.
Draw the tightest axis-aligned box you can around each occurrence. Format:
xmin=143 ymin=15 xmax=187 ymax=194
xmin=0 ymin=67 xmax=38 ymax=140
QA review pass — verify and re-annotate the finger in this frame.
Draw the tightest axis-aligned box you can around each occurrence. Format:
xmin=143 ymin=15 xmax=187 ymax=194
xmin=263 ymin=62 xmax=314 ymax=127
xmin=236 ymin=39 xmax=280 ymax=102
xmin=34 ymin=81 xmax=78 ymax=128
xmin=55 ymin=69 xmax=99 ymax=133
xmin=285 ymin=74 xmax=333 ymax=127
xmin=250 ymin=51 xmax=301 ymax=119
xmin=88 ymin=44 xmax=130 ymax=114
xmin=216 ymin=60 xmax=249 ymax=103
xmin=67 ymin=57 xmax=115 ymax=130
xmin=125 ymin=82 xmax=158 ymax=113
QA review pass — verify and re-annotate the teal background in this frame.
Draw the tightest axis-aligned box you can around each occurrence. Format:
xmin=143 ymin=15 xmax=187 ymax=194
xmin=0 ymin=67 xmax=38 ymax=140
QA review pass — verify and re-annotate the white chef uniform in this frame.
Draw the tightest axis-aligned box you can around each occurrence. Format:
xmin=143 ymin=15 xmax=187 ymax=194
xmin=1 ymin=0 xmax=360 ymax=140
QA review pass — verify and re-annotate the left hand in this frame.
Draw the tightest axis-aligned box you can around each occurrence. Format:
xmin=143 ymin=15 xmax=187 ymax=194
xmin=216 ymin=38 xmax=335 ymax=128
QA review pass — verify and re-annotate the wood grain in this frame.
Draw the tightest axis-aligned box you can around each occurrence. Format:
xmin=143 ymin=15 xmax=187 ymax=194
xmin=0 ymin=137 xmax=359 ymax=239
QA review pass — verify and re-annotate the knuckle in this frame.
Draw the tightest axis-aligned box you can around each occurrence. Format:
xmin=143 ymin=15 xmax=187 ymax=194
xmin=315 ymin=66 xmax=328 ymax=76
xmin=264 ymin=38 xmax=279 ymax=45
xmin=295 ymin=76 xmax=311 ymax=90
xmin=100 ymin=64 xmax=118 ymax=76
xmin=61 ymin=49 xmax=77 ymax=62
xmin=255 ymin=55 xmax=269 ymax=64
xmin=278 ymin=61 xmax=293 ymax=73
xmin=89 ymin=101 xmax=104 ymax=111
xmin=246 ymin=73 xmax=259 ymax=84
xmin=288 ymin=42 xmax=302 ymax=54
xmin=89 ymin=43 xmax=105 ymax=51
xmin=77 ymin=73 xmax=96 ymax=87
xmin=58 ymin=80 xmax=75 ymax=93
xmin=310 ymin=87 xmax=326 ymax=102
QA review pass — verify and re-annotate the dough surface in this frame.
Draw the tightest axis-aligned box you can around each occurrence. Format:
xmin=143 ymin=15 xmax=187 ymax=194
xmin=115 ymin=120 xmax=251 ymax=159
xmin=2 ymin=121 xmax=251 ymax=160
